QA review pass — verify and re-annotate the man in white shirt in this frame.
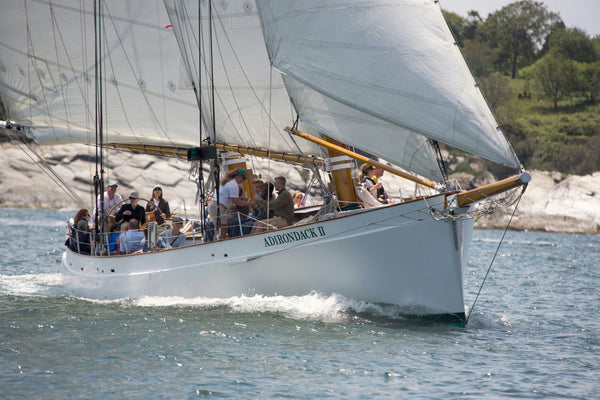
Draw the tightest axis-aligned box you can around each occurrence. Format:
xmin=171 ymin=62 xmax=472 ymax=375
xmin=92 ymin=182 xmax=123 ymax=224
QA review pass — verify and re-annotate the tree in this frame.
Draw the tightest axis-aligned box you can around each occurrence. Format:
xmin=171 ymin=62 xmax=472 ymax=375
xmin=479 ymin=0 xmax=563 ymax=78
xmin=545 ymin=28 xmax=598 ymax=63
xmin=479 ymin=73 xmax=513 ymax=109
xmin=442 ymin=11 xmax=467 ymax=47
xmin=463 ymin=11 xmax=483 ymax=41
xmin=576 ymin=61 xmax=600 ymax=103
xmin=531 ymin=52 xmax=576 ymax=109
xmin=462 ymin=40 xmax=498 ymax=78
xmin=442 ymin=10 xmax=482 ymax=47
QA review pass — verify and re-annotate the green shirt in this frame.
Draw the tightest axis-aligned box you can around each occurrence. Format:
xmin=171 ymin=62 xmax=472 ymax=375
xmin=270 ymin=188 xmax=294 ymax=225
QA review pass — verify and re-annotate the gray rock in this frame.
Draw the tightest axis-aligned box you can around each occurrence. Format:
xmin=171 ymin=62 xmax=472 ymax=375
xmin=1 ymin=142 xmax=598 ymax=234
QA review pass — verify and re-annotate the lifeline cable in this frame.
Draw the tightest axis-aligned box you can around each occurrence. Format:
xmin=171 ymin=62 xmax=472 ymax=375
xmin=466 ymin=184 xmax=527 ymax=324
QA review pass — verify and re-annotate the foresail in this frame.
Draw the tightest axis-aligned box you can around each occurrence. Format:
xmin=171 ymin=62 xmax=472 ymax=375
xmin=0 ymin=1 xmax=199 ymax=147
xmin=256 ymin=0 xmax=522 ymax=170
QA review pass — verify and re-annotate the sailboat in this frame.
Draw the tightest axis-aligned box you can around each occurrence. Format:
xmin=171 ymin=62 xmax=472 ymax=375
xmin=0 ymin=0 xmax=529 ymax=323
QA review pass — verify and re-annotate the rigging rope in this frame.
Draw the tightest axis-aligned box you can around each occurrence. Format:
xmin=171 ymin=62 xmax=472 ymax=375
xmin=466 ymin=184 xmax=527 ymax=324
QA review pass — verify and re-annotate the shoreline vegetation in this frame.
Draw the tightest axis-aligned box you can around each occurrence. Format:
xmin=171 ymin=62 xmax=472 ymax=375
xmin=442 ymin=2 xmax=600 ymax=177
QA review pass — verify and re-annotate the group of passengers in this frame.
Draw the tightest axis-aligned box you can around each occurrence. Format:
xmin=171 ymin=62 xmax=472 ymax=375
xmin=206 ymin=168 xmax=296 ymax=240
xmin=67 ymin=163 xmax=393 ymax=254
xmin=67 ymin=183 xmax=185 ymax=255
xmin=67 ymin=168 xmax=301 ymax=254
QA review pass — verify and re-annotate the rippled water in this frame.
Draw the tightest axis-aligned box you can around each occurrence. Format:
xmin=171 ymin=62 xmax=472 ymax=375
xmin=1 ymin=208 xmax=599 ymax=399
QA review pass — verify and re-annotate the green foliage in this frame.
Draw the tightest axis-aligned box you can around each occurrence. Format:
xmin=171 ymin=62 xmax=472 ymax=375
xmin=544 ymin=28 xmax=599 ymax=63
xmin=498 ymin=94 xmax=600 ymax=174
xmin=530 ymin=52 xmax=577 ymax=109
xmin=479 ymin=73 xmax=513 ymax=109
xmin=478 ymin=0 xmax=562 ymax=78
xmin=575 ymin=61 xmax=600 ymax=103
xmin=446 ymin=1 xmax=600 ymax=174
xmin=463 ymin=39 xmax=498 ymax=77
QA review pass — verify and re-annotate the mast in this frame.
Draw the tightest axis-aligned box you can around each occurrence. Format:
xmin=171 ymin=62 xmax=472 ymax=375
xmin=207 ymin=0 xmax=223 ymax=239
xmin=324 ymin=137 xmax=359 ymax=208
xmin=93 ymin=0 xmax=106 ymax=243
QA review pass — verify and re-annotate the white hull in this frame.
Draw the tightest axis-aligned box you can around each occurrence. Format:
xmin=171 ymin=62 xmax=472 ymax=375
xmin=62 ymin=195 xmax=473 ymax=320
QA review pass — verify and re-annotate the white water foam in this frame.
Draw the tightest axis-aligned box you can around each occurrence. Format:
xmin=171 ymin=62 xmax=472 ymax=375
xmin=132 ymin=292 xmax=353 ymax=323
xmin=0 ymin=273 xmax=64 ymax=296
xmin=1 ymin=273 xmax=452 ymax=324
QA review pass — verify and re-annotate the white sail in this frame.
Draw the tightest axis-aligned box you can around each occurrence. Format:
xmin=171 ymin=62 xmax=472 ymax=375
xmin=162 ymin=0 xmax=323 ymax=158
xmin=256 ymin=0 xmax=521 ymax=169
xmin=0 ymin=1 xmax=199 ymax=146
xmin=163 ymin=0 xmax=443 ymax=181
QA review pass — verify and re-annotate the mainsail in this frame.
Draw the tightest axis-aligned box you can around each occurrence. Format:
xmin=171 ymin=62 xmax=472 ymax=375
xmin=165 ymin=0 xmax=443 ymax=181
xmin=0 ymin=2 xmax=201 ymax=147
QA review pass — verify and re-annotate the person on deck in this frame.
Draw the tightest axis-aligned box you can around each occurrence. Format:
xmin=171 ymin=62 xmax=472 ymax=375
xmin=373 ymin=167 xmax=393 ymax=204
xmin=359 ymin=163 xmax=391 ymax=204
xmin=73 ymin=209 xmax=91 ymax=226
xmin=244 ymin=182 xmax=274 ymax=235
xmin=119 ymin=219 xmax=146 ymax=254
xmin=92 ymin=182 xmax=123 ymax=224
xmin=157 ymin=216 xmax=187 ymax=249
xmin=71 ymin=219 xmax=92 ymax=255
xmin=105 ymin=223 xmax=121 ymax=255
xmin=228 ymin=187 xmax=252 ymax=238
xmin=145 ymin=185 xmax=170 ymax=226
xmin=252 ymin=176 xmax=294 ymax=232
xmin=115 ymin=191 xmax=146 ymax=226
xmin=207 ymin=168 xmax=257 ymax=240
xmin=293 ymin=190 xmax=305 ymax=209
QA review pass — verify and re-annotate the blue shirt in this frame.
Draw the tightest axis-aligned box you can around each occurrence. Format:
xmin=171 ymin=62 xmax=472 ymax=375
xmin=120 ymin=230 xmax=146 ymax=254
xmin=158 ymin=229 xmax=187 ymax=248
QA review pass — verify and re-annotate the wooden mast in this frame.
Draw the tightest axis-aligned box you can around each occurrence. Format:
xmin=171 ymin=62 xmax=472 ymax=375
xmin=325 ymin=136 xmax=359 ymax=206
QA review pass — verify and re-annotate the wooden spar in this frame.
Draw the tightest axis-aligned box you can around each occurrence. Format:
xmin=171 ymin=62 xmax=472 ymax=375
xmin=107 ymin=143 xmax=186 ymax=157
xmin=456 ymin=172 xmax=530 ymax=207
xmin=286 ymin=127 xmax=437 ymax=189
xmin=106 ymin=142 xmax=323 ymax=166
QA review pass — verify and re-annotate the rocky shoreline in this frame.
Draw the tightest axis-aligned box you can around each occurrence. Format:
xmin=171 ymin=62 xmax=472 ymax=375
xmin=1 ymin=142 xmax=598 ymax=234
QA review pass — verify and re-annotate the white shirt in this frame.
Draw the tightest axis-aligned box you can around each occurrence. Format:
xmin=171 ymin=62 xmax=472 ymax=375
xmin=92 ymin=191 xmax=123 ymax=219
xmin=217 ymin=179 xmax=240 ymax=209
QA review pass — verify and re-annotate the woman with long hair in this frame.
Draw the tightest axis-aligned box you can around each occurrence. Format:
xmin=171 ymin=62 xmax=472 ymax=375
xmin=73 ymin=208 xmax=90 ymax=225
xmin=146 ymin=185 xmax=171 ymax=225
